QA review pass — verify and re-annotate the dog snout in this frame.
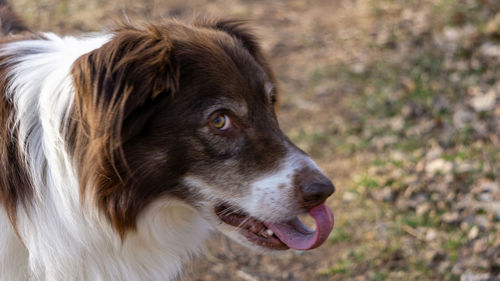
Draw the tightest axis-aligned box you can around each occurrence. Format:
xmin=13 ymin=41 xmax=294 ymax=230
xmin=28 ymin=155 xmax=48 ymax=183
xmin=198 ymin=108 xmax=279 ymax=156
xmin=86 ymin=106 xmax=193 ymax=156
xmin=296 ymin=171 xmax=335 ymax=209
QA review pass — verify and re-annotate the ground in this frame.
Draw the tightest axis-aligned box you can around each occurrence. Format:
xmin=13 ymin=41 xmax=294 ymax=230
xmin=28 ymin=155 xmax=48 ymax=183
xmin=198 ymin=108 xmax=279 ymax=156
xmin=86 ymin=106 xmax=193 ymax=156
xmin=12 ymin=0 xmax=500 ymax=280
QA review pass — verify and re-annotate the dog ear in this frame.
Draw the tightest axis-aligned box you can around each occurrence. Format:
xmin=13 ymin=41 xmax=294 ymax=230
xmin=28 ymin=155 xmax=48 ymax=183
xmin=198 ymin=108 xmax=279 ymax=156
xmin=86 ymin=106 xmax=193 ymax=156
xmin=209 ymin=19 xmax=261 ymax=57
xmin=196 ymin=18 xmax=269 ymax=65
xmin=72 ymin=25 xmax=179 ymax=140
xmin=205 ymin=19 xmax=280 ymax=107
xmin=73 ymin=25 xmax=178 ymax=115
xmin=70 ymin=26 xmax=179 ymax=234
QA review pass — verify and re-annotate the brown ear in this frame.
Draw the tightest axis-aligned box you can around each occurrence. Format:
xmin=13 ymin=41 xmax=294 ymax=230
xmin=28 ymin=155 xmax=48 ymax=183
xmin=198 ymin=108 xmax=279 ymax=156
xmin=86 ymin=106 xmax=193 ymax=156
xmin=70 ymin=26 xmax=179 ymax=234
xmin=72 ymin=25 xmax=180 ymax=140
xmin=201 ymin=18 xmax=279 ymax=106
xmin=73 ymin=25 xmax=178 ymax=114
xmin=210 ymin=19 xmax=260 ymax=56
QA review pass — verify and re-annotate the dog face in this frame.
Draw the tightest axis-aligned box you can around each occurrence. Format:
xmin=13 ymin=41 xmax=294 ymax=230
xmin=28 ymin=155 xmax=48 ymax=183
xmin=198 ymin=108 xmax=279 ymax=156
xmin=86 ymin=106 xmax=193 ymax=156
xmin=71 ymin=20 xmax=334 ymax=251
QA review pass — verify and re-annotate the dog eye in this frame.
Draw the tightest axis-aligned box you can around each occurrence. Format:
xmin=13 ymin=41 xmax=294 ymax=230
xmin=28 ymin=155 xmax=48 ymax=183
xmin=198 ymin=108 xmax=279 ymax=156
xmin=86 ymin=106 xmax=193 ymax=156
xmin=211 ymin=114 xmax=231 ymax=130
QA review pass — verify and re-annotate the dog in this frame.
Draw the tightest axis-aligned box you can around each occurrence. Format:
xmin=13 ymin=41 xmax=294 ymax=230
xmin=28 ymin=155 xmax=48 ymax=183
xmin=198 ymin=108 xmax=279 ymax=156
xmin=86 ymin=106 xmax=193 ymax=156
xmin=0 ymin=1 xmax=335 ymax=280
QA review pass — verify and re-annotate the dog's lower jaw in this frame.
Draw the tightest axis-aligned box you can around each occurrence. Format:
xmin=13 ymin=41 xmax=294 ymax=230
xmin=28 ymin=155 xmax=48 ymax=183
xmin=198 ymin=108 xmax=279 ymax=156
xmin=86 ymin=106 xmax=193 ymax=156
xmin=209 ymin=217 xmax=287 ymax=253
xmin=0 ymin=199 xmax=212 ymax=281
xmin=218 ymin=229 xmax=283 ymax=254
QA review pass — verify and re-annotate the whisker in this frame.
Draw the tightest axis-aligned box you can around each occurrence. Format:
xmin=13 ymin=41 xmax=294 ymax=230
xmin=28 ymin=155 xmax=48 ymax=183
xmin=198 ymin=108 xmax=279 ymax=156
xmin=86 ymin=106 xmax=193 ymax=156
xmin=215 ymin=204 xmax=260 ymax=233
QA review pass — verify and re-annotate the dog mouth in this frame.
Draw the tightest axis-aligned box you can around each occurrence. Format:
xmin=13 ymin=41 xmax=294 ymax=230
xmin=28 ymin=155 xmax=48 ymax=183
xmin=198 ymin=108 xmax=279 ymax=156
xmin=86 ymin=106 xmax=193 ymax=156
xmin=214 ymin=203 xmax=334 ymax=251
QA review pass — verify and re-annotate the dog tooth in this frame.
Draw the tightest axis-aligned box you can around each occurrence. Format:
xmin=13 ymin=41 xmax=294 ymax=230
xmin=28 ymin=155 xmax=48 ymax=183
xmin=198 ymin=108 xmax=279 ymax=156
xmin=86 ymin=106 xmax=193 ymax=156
xmin=265 ymin=229 xmax=274 ymax=236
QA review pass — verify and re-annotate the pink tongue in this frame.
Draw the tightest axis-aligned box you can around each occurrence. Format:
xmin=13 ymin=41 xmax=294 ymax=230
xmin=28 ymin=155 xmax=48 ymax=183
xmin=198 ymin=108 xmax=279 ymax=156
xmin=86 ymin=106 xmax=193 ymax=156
xmin=264 ymin=203 xmax=334 ymax=250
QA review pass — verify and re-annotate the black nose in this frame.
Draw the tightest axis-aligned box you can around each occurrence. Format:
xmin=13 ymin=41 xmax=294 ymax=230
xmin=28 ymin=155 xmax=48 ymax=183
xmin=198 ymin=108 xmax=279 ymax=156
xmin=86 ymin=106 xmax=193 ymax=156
xmin=299 ymin=177 xmax=335 ymax=209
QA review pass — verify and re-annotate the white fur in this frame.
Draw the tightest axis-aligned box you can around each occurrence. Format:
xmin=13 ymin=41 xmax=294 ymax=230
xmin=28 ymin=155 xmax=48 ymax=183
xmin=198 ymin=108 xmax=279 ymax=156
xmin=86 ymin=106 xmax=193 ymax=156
xmin=0 ymin=209 xmax=29 ymax=280
xmin=242 ymin=153 xmax=315 ymax=222
xmin=183 ymin=151 xmax=324 ymax=251
xmin=0 ymin=34 xmax=212 ymax=281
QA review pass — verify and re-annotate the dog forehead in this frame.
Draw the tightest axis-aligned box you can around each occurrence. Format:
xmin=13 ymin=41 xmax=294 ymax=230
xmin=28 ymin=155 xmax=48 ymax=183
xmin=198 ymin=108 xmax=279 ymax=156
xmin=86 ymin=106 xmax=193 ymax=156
xmin=173 ymin=29 xmax=272 ymax=92
xmin=180 ymin=54 xmax=274 ymax=113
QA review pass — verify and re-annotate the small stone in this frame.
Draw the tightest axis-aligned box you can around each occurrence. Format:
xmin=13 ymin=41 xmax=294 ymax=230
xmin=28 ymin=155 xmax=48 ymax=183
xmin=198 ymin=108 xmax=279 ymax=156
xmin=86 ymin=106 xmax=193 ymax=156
xmin=470 ymin=89 xmax=497 ymax=112
xmin=372 ymin=135 xmax=398 ymax=150
xmin=389 ymin=116 xmax=405 ymax=131
xmin=468 ymin=226 xmax=479 ymax=240
xmin=236 ymin=270 xmax=260 ymax=281
xmin=314 ymin=82 xmax=335 ymax=96
xmin=468 ymin=86 xmax=483 ymax=96
xmin=350 ymin=62 xmax=366 ymax=74
xmin=212 ymin=264 xmax=225 ymax=273
xmin=415 ymin=159 xmax=426 ymax=173
xmin=477 ymin=193 xmax=493 ymax=202
xmin=471 ymin=119 xmax=488 ymax=136
xmin=390 ymin=150 xmax=405 ymax=161
xmin=473 ymin=215 xmax=491 ymax=231
xmin=416 ymin=203 xmax=431 ymax=216
xmin=453 ymin=108 xmax=474 ymax=129
xmin=443 ymin=27 xmax=461 ymax=43
xmin=373 ymin=187 xmax=394 ymax=202
xmin=480 ymin=42 xmax=500 ymax=60
xmin=426 ymin=158 xmax=453 ymax=175
xmin=485 ymin=13 xmax=500 ymax=35
xmin=425 ymin=229 xmax=438 ymax=241
xmin=342 ymin=191 xmax=357 ymax=202
xmin=472 ymin=239 xmax=487 ymax=254
xmin=441 ymin=212 xmax=461 ymax=225
xmin=437 ymin=261 xmax=451 ymax=274
xmin=460 ymin=271 xmax=492 ymax=281
xmin=456 ymin=162 xmax=478 ymax=173
xmin=426 ymin=146 xmax=444 ymax=161
xmin=401 ymin=105 xmax=412 ymax=118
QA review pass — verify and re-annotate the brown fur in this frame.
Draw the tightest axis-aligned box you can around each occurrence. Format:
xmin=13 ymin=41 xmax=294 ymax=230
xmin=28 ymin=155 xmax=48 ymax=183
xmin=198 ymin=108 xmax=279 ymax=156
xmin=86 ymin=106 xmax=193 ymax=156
xmin=0 ymin=70 xmax=33 ymax=228
xmin=70 ymin=24 xmax=181 ymax=235
xmin=0 ymin=2 xmax=316 ymax=240
xmin=0 ymin=1 xmax=34 ymax=229
xmin=0 ymin=15 xmax=288 ymax=238
xmin=68 ymin=20 xmax=286 ymax=236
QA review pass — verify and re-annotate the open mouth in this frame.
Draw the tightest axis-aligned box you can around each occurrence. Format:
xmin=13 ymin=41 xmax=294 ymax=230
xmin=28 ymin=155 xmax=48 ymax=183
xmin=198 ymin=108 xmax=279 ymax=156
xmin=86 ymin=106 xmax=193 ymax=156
xmin=214 ymin=202 xmax=334 ymax=251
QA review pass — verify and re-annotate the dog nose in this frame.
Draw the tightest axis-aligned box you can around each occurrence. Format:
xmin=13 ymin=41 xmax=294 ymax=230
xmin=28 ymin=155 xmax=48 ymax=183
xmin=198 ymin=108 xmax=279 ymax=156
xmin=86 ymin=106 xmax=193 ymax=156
xmin=299 ymin=177 xmax=335 ymax=209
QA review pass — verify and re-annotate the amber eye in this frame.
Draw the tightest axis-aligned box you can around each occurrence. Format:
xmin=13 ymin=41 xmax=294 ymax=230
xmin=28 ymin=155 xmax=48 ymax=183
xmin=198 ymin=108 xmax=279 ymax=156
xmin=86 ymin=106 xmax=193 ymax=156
xmin=211 ymin=114 xmax=231 ymax=130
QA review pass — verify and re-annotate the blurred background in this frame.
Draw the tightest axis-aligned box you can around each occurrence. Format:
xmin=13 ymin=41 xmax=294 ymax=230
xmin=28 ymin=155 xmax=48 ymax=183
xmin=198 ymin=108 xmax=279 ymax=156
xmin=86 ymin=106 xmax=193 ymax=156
xmin=12 ymin=0 xmax=500 ymax=280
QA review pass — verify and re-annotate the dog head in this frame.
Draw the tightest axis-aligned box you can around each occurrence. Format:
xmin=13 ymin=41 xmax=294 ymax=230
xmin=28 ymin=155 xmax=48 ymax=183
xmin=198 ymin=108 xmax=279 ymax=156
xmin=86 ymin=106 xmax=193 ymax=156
xmin=71 ymin=19 xmax=335 ymax=251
